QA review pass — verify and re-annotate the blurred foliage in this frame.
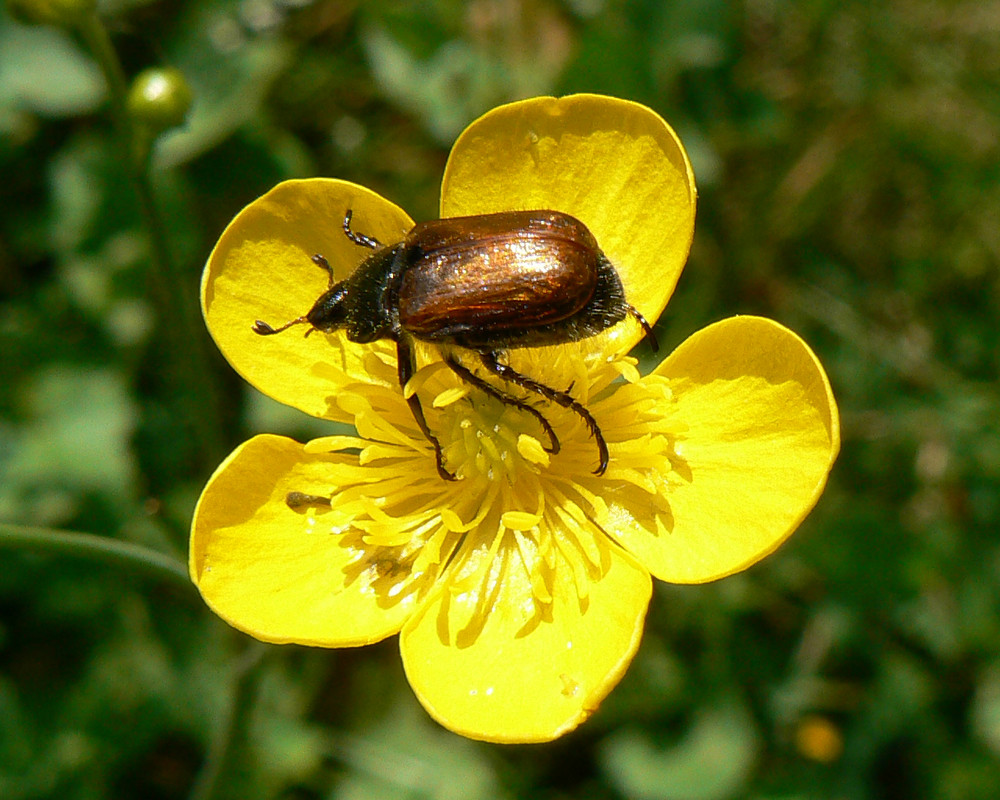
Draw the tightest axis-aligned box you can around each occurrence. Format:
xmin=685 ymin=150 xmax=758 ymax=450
xmin=1 ymin=0 xmax=999 ymax=798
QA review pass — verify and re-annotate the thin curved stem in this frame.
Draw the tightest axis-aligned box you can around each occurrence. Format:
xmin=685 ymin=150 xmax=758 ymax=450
xmin=76 ymin=12 xmax=129 ymax=125
xmin=75 ymin=11 xmax=227 ymax=474
xmin=0 ymin=522 xmax=192 ymax=591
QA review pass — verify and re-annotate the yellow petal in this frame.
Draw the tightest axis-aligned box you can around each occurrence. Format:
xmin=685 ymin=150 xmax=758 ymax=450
xmin=202 ymin=179 xmax=414 ymax=419
xmin=399 ymin=537 xmax=651 ymax=742
xmin=190 ymin=434 xmax=416 ymax=646
xmin=440 ymin=94 xmax=696 ymax=352
xmin=608 ymin=316 xmax=839 ymax=583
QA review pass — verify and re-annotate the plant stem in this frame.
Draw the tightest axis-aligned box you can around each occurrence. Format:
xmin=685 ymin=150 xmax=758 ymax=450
xmin=76 ymin=11 xmax=227 ymax=475
xmin=0 ymin=522 xmax=192 ymax=590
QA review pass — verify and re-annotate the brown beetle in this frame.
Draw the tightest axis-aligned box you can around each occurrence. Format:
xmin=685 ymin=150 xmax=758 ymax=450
xmin=254 ymin=209 xmax=656 ymax=480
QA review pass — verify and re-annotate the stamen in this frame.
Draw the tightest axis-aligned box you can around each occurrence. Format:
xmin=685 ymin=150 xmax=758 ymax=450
xmin=300 ymin=344 xmax=685 ymax=622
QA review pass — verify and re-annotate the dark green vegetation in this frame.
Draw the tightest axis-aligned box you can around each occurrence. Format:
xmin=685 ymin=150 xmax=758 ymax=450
xmin=2 ymin=1 xmax=998 ymax=798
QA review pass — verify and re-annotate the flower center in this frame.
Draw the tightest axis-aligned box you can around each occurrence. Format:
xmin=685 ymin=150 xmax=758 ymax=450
xmin=305 ymin=342 xmax=682 ymax=625
xmin=441 ymin=385 xmax=552 ymax=482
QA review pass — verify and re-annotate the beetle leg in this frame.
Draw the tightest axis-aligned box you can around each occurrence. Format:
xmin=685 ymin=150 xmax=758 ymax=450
xmin=444 ymin=355 xmax=560 ymax=454
xmin=626 ymin=303 xmax=659 ymax=353
xmin=342 ymin=209 xmax=384 ymax=251
xmin=479 ymin=351 xmax=610 ymax=476
xmin=397 ymin=337 xmax=456 ymax=481
xmin=311 ymin=253 xmax=337 ymax=288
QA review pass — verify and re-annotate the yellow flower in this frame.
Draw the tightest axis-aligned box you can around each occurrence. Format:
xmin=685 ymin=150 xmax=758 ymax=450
xmin=191 ymin=95 xmax=839 ymax=743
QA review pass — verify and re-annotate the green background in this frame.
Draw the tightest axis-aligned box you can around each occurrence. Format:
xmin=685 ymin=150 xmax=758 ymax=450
xmin=2 ymin=0 xmax=999 ymax=798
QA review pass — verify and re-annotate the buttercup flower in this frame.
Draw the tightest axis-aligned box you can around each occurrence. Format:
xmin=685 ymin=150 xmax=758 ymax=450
xmin=191 ymin=95 xmax=839 ymax=743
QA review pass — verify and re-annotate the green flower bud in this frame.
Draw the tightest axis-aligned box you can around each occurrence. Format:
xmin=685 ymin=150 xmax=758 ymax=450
xmin=126 ymin=67 xmax=194 ymax=133
xmin=7 ymin=0 xmax=96 ymax=26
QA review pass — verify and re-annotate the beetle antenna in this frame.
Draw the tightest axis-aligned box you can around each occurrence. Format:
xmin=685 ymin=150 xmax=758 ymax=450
xmin=626 ymin=304 xmax=659 ymax=353
xmin=252 ymin=316 xmax=309 ymax=335
xmin=342 ymin=210 xmax=383 ymax=250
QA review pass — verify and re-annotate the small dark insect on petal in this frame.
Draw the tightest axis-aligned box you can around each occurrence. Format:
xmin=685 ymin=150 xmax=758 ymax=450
xmin=285 ymin=492 xmax=331 ymax=509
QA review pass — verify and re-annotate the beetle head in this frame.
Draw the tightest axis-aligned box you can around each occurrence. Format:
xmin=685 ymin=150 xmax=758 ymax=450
xmin=305 ymin=283 xmax=351 ymax=332
xmin=253 ymin=244 xmax=399 ymax=343
xmin=252 ymin=282 xmax=357 ymax=338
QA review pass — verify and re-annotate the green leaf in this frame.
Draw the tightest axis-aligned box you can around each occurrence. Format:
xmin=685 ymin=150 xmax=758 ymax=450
xmin=151 ymin=1 xmax=294 ymax=168
xmin=0 ymin=12 xmax=105 ymax=120
xmin=0 ymin=367 xmax=138 ymax=524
